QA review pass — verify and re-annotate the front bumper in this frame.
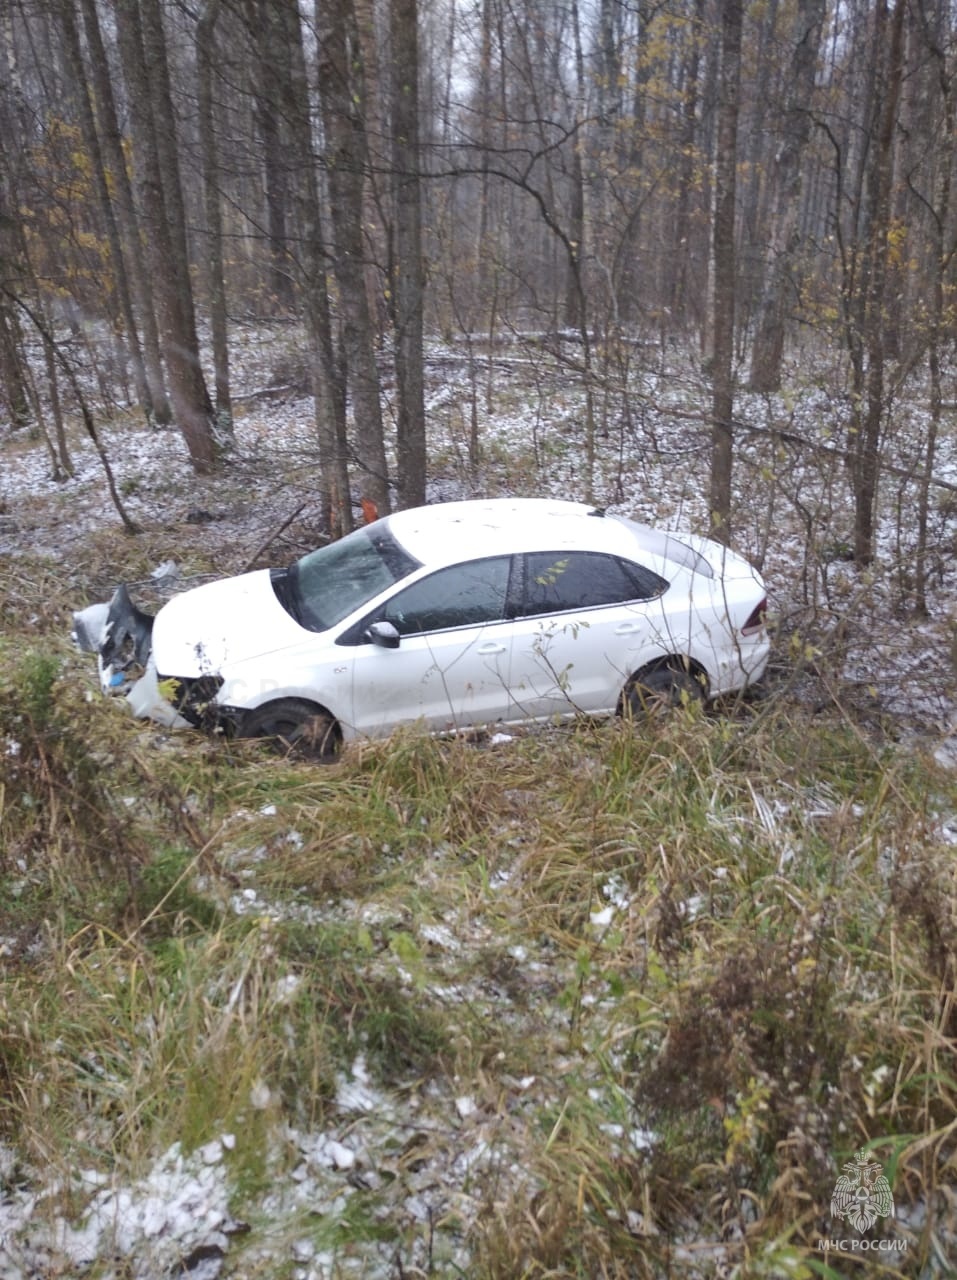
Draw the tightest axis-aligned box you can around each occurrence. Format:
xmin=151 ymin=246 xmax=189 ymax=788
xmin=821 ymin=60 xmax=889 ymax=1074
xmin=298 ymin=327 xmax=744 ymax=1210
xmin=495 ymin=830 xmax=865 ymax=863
xmin=73 ymin=586 xmax=190 ymax=729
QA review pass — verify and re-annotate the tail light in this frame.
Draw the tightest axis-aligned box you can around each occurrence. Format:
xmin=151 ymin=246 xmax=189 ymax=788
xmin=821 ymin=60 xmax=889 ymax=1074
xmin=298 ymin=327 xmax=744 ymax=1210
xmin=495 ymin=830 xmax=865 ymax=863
xmin=741 ymin=597 xmax=767 ymax=636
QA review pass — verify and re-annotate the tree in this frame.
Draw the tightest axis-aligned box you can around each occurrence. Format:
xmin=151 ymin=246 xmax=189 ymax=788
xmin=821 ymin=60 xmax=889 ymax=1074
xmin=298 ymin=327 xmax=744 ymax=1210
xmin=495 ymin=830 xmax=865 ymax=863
xmin=0 ymin=300 xmax=30 ymax=429
xmin=909 ymin=0 xmax=954 ymax=612
xmin=244 ymin=0 xmax=296 ymax=313
xmin=668 ymin=0 xmax=709 ymax=335
xmin=849 ymin=0 xmax=906 ymax=566
xmin=316 ymin=0 xmax=391 ymax=515
xmin=271 ymin=0 xmax=352 ymax=534
xmin=78 ymin=0 xmax=170 ymax=424
xmin=390 ymin=0 xmax=427 ymax=509
xmin=197 ymin=0 xmax=232 ymax=438
xmin=709 ymin=0 xmax=743 ymax=546
xmin=748 ymin=0 xmax=827 ymax=392
xmin=56 ymin=0 xmax=152 ymax=424
xmin=114 ymin=0 xmax=218 ymax=472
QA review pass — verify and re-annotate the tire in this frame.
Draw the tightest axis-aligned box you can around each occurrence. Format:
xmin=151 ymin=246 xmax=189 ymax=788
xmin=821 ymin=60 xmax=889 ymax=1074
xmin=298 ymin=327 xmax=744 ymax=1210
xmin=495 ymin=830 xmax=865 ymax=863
xmin=624 ymin=662 xmax=706 ymax=717
xmin=241 ymin=698 xmax=340 ymax=760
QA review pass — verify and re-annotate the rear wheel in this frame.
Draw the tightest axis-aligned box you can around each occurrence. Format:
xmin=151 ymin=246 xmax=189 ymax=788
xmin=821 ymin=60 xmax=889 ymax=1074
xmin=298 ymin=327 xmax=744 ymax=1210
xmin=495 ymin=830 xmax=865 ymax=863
xmin=241 ymin=698 xmax=340 ymax=760
xmin=624 ymin=662 xmax=706 ymax=717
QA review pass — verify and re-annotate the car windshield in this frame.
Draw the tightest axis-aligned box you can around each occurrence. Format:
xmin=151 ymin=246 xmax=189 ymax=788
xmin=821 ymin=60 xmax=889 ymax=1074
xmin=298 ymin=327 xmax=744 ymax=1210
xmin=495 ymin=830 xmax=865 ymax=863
xmin=284 ymin=526 xmax=420 ymax=632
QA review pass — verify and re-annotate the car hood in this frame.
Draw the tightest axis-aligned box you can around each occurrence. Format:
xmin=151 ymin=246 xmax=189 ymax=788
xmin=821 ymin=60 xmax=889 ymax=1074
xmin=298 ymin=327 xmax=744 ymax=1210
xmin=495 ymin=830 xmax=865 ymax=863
xmin=152 ymin=569 xmax=310 ymax=678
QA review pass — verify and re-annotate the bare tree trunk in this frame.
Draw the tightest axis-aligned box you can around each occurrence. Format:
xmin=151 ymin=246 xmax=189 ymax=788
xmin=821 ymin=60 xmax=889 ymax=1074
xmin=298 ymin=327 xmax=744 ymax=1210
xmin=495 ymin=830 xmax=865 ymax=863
xmin=43 ymin=328 xmax=74 ymax=478
xmin=914 ymin=0 xmax=952 ymax=613
xmin=56 ymin=0 xmax=151 ymax=423
xmin=316 ymin=0 xmax=391 ymax=516
xmin=390 ymin=0 xmax=426 ymax=509
xmin=115 ymin=0 xmax=218 ymax=472
xmin=354 ymin=0 xmax=390 ymax=346
xmin=275 ymin=0 xmax=352 ymax=534
xmin=748 ymin=0 xmax=826 ymax=391
xmin=0 ymin=303 xmax=30 ymax=428
xmin=566 ymin=0 xmax=586 ymax=333
xmin=709 ymin=0 xmax=743 ymax=546
xmin=477 ymin=0 xmax=500 ymax=409
xmin=78 ymin=0 xmax=169 ymax=424
xmin=671 ymin=0 xmax=706 ymax=333
xmin=246 ymin=0 xmax=296 ymax=313
xmin=197 ymin=0 xmax=232 ymax=441
xmin=698 ymin=10 xmax=720 ymax=356
xmin=853 ymin=0 xmax=906 ymax=567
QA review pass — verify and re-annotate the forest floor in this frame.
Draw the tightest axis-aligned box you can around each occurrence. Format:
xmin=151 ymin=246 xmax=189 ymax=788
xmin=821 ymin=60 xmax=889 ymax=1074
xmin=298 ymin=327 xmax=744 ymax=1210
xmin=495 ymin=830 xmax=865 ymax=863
xmin=1 ymin=329 xmax=956 ymax=1278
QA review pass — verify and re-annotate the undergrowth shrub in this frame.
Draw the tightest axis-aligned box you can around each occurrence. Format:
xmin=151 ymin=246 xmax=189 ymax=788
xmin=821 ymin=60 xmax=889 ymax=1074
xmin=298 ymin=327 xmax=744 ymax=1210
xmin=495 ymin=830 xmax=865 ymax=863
xmin=891 ymin=851 xmax=957 ymax=1046
xmin=276 ymin=919 xmax=451 ymax=1081
xmin=132 ymin=844 xmax=221 ymax=936
xmin=0 ymin=646 xmax=143 ymax=911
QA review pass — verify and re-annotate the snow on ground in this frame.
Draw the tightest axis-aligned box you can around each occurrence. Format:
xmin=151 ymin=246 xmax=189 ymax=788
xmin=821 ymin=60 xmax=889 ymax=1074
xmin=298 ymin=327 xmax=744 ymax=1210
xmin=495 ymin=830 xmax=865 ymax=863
xmin=0 ymin=1071 xmax=542 ymax=1279
xmin=0 ymin=1139 xmax=237 ymax=1279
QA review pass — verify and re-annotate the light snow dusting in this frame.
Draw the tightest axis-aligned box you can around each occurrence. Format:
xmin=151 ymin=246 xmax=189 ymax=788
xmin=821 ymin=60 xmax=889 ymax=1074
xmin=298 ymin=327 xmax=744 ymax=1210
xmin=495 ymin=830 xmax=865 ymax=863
xmin=2 ymin=330 xmax=956 ymax=1275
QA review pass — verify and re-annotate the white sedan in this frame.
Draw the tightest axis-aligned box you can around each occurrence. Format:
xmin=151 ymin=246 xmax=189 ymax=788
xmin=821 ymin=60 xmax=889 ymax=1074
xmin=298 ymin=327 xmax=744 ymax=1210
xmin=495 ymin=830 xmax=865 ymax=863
xmin=74 ymin=499 xmax=769 ymax=756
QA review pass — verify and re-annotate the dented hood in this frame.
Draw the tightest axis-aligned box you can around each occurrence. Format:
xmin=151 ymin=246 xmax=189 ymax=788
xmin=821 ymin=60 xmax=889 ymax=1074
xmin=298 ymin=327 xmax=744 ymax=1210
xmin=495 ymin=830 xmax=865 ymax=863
xmin=152 ymin=569 xmax=309 ymax=678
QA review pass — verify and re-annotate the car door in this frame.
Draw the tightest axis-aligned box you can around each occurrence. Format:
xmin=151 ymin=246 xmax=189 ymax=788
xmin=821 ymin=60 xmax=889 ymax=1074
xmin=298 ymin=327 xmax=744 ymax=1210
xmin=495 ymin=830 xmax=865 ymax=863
xmin=505 ymin=551 xmax=668 ymax=721
xmin=345 ymin=555 xmax=516 ymax=737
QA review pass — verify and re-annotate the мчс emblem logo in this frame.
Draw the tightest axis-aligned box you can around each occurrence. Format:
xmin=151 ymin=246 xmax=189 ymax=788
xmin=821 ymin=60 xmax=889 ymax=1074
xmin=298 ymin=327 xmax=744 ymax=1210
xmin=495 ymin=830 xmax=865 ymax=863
xmin=830 ymin=1149 xmax=895 ymax=1233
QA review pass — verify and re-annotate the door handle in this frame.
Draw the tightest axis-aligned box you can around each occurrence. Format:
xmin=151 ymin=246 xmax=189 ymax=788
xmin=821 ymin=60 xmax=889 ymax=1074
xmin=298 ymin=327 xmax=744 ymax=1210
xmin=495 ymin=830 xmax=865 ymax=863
xmin=614 ymin=623 xmax=642 ymax=635
xmin=477 ymin=642 xmax=507 ymax=654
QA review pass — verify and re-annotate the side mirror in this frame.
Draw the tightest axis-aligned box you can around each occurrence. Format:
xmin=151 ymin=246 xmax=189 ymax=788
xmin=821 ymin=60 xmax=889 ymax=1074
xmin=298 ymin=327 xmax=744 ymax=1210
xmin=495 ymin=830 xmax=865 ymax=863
xmin=366 ymin=620 xmax=401 ymax=649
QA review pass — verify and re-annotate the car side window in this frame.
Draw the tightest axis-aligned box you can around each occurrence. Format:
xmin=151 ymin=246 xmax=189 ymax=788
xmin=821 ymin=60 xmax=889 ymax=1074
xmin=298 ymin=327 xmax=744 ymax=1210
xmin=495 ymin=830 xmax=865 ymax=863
xmin=520 ymin=551 xmax=666 ymax=616
xmin=380 ymin=556 xmax=513 ymax=636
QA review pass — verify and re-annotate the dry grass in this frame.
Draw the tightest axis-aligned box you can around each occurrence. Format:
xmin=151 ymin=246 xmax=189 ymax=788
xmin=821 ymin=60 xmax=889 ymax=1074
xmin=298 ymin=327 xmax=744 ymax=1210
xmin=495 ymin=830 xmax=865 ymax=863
xmin=1 ymin=551 xmax=956 ymax=1277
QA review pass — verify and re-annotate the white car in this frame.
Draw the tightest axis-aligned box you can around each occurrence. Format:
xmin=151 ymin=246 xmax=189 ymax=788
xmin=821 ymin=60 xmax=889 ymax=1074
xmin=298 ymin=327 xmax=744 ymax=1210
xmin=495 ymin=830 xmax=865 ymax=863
xmin=74 ymin=499 xmax=769 ymax=756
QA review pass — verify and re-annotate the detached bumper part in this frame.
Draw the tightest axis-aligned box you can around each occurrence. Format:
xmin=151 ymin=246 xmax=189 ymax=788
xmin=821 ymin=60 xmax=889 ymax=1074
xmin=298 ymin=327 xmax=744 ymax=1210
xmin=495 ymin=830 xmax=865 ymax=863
xmin=100 ymin=584 xmax=155 ymax=672
xmin=71 ymin=602 xmax=111 ymax=654
xmin=96 ymin=585 xmax=157 ymax=704
xmin=74 ymin=585 xmax=188 ymax=729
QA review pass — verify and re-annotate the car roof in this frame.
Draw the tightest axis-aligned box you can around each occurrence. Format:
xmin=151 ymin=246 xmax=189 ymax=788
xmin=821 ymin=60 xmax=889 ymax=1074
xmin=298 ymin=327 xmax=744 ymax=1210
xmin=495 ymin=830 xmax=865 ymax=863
xmin=382 ymin=499 xmax=677 ymax=570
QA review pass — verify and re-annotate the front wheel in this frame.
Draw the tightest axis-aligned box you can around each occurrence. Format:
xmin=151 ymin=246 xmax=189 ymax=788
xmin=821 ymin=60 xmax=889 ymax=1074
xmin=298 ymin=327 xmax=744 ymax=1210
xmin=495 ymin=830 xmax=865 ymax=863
xmin=241 ymin=698 xmax=340 ymax=760
xmin=624 ymin=663 xmax=706 ymax=717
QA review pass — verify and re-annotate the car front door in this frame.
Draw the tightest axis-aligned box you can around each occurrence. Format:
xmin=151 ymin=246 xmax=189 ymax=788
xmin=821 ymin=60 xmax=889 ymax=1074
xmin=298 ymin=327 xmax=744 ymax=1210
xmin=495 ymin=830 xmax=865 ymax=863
xmin=345 ymin=556 xmax=516 ymax=737
xmin=505 ymin=551 xmax=668 ymax=721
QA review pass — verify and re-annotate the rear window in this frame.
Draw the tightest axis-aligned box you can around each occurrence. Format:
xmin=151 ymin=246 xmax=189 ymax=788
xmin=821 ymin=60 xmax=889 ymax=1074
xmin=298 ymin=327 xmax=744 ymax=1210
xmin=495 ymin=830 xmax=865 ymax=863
xmin=519 ymin=551 xmax=666 ymax=616
xmin=610 ymin=516 xmax=714 ymax=578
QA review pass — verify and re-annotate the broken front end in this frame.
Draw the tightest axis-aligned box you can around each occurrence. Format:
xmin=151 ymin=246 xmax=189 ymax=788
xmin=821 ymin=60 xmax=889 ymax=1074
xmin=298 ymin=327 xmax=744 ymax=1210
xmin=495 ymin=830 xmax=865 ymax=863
xmin=72 ymin=586 xmax=222 ymax=730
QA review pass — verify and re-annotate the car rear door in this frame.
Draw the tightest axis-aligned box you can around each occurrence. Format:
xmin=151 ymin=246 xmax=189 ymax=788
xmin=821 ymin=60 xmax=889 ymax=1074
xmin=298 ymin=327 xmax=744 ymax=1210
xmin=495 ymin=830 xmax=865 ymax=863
xmin=505 ymin=551 xmax=669 ymax=721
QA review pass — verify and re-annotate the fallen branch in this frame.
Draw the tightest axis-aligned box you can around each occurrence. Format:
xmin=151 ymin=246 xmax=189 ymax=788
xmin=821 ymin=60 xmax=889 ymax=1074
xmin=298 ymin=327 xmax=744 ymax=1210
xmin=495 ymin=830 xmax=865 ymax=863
xmin=661 ymin=404 xmax=957 ymax=495
xmin=241 ymin=502 xmax=308 ymax=571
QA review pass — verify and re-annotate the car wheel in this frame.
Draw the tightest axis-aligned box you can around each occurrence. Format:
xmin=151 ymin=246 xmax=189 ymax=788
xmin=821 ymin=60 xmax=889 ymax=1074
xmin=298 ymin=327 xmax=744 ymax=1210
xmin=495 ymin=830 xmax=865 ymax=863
xmin=625 ymin=662 xmax=705 ymax=716
xmin=241 ymin=699 xmax=340 ymax=760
